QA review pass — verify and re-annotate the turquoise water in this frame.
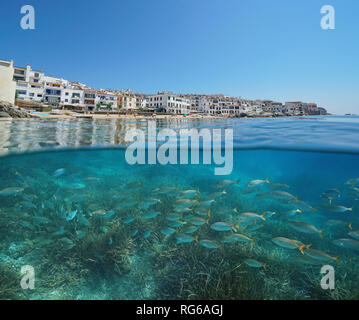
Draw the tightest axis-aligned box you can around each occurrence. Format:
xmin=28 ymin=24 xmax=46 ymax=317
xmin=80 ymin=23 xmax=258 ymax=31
xmin=1 ymin=116 xmax=359 ymax=300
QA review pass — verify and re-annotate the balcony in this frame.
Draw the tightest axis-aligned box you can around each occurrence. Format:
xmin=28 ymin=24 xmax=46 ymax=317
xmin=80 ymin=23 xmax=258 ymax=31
xmin=45 ymin=83 xmax=63 ymax=90
xmin=45 ymin=96 xmax=61 ymax=103
xmin=85 ymin=99 xmax=95 ymax=105
xmin=14 ymin=69 xmax=25 ymax=75
xmin=45 ymin=89 xmax=61 ymax=96
xmin=14 ymin=76 xmax=26 ymax=82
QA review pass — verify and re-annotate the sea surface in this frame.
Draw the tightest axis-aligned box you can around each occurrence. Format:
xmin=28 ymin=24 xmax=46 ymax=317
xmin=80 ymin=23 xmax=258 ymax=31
xmin=1 ymin=116 xmax=359 ymax=300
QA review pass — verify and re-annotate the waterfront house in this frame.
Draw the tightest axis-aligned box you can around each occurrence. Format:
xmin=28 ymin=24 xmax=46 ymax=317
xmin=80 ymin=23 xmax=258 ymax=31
xmin=147 ymin=92 xmax=191 ymax=114
xmin=95 ymin=90 xmax=118 ymax=111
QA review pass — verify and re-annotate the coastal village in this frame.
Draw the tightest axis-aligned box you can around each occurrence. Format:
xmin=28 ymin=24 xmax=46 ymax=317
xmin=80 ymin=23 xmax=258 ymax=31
xmin=0 ymin=59 xmax=327 ymax=118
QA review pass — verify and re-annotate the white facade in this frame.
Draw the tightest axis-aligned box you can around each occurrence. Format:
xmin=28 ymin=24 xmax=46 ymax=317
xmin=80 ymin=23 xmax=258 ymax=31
xmin=62 ymin=87 xmax=85 ymax=108
xmin=95 ymin=91 xmax=117 ymax=110
xmin=190 ymin=95 xmax=213 ymax=114
xmin=14 ymin=65 xmax=45 ymax=103
xmin=12 ymin=64 xmax=88 ymax=109
xmin=0 ymin=60 xmax=16 ymax=104
xmin=140 ymin=97 xmax=148 ymax=109
xmin=122 ymin=91 xmax=137 ymax=110
xmin=6 ymin=60 xmax=326 ymax=115
xmin=84 ymin=90 xmax=96 ymax=110
xmin=135 ymin=95 xmax=147 ymax=109
xmin=284 ymin=102 xmax=305 ymax=115
xmin=252 ymin=103 xmax=264 ymax=114
xmin=12 ymin=64 xmax=117 ymax=110
xmin=147 ymin=93 xmax=191 ymax=114
xmin=187 ymin=95 xmax=247 ymax=116
xmin=43 ymin=76 xmax=64 ymax=105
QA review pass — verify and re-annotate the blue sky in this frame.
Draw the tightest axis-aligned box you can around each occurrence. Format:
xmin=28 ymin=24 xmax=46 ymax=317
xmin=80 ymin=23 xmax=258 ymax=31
xmin=1 ymin=0 xmax=358 ymax=114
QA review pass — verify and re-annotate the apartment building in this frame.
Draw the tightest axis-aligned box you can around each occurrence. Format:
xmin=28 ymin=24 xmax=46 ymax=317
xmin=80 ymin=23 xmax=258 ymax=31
xmin=62 ymin=83 xmax=85 ymax=110
xmin=95 ymin=91 xmax=118 ymax=110
xmin=284 ymin=101 xmax=320 ymax=115
xmin=250 ymin=100 xmax=264 ymax=114
xmin=14 ymin=64 xmax=45 ymax=103
xmin=0 ymin=59 xmax=16 ymax=104
xmin=306 ymin=103 xmax=320 ymax=115
xmin=147 ymin=93 xmax=191 ymax=114
xmin=187 ymin=95 xmax=213 ymax=114
xmin=42 ymin=76 xmax=65 ymax=106
xmin=183 ymin=94 xmax=245 ymax=115
xmin=84 ymin=89 xmax=97 ymax=111
xmin=135 ymin=94 xmax=147 ymax=109
xmin=9 ymin=62 xmax=84 ymax=109
xmin=117 ymin=90 xmax=137 ymax=110
xmin=259 ymin=100 xmax=283 ymax=114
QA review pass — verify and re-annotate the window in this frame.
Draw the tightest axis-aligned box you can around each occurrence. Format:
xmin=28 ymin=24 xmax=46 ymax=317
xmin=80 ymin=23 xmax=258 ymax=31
xmin=29 ymin=93 xmax=34 ymax=97
xmin=45 ymin=89 xmax=61 ymax=95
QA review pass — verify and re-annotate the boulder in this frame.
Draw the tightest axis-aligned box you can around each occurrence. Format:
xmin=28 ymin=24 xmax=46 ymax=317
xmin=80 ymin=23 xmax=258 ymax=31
xmin=0 ymin=100 xmax=35 ymax=118
xmin=0 ymin=111 xmax=10 ymax=118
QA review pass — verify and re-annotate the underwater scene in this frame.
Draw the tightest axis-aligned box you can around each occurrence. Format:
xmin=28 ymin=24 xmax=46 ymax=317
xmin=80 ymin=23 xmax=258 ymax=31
xmin=1 ymin=117 xmax=359 ymax=300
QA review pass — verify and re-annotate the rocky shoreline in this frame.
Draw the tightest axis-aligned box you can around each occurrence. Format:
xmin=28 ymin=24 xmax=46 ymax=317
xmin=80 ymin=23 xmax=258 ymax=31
xmin=0 ymin=101 xmax=34 ymax=119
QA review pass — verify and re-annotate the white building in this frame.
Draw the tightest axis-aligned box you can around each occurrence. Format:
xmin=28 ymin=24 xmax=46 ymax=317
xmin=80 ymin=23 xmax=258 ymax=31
xmin=120 ymin=90 xmax=137 ymax=110
xmin=42 ymin=76 xmax=65 ymax=106
xmin=0 ymin=59 xmax=16 ymax=104
xmin=84 ymin=89 xmax=96 ymax=111
xmin=147 ymin=93 xmax=191 ymax=114
xmin=189 ymin=95 xmax=213 ymax=114
xmin=284 ymin=102 xmax=321 ymax=116
xmin=139 ymin=97 xmax=148 ymax=109
xmin=284 ymin=102 xmax=305 ymax=115
xmin=135 ymin=94 xmax=148 ymax=109
xmin=95 ymin=91 xmax=118 ymax=111
xmin=11 ymin=63 xmax=88 ymax=109
xmin=61 ymin=82 xmax=85 ymax=109
xmin=14 ymin=64 xmax=45 ymax=103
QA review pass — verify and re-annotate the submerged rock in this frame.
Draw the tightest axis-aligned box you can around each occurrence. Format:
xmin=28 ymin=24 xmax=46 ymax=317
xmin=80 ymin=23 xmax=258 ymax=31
xmin=0 ymin=100 xmax=34 ymax=118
